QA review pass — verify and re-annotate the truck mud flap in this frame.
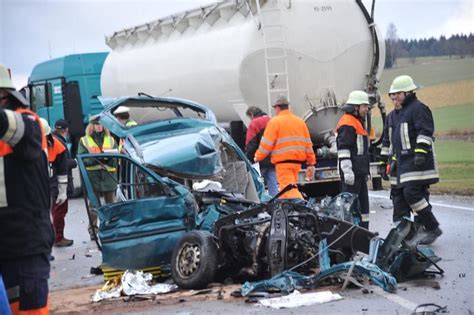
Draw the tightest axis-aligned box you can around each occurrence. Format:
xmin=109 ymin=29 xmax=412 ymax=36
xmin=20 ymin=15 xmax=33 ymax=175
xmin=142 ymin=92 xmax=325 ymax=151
xmin=267 ymin=205 xmax=288 ymax=277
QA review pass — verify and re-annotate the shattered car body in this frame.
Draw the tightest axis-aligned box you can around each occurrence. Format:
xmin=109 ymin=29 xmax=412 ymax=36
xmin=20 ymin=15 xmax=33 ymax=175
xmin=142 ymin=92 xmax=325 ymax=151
xmin=98 ymin=96 xmax=265 ymax=201
xmin=171 ymin=201 xmax=376 ymax=289
xmin=77 ymin=96 xmax=442 ymax=293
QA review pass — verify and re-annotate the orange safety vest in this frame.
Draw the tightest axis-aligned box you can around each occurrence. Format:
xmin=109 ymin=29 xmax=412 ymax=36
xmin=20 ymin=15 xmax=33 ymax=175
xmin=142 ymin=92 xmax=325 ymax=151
xmin=80 ymin=134 xmax=117 ymax=172
xmin=47 ymin=136 xmax=66 ymax=163
xmin=335 ymin=113 xmax=368 ymax=137
xmin=255 ymin=110 xmax=316 ymax=165
xmin=0 ymin=108 xmax=47 ymax=157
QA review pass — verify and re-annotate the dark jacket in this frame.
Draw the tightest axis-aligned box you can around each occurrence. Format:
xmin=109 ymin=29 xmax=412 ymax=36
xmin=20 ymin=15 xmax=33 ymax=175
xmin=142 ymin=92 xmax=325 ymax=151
xmin=47 ymin=134 xmax=68 ymax=198
xmin=0 ymin=107 xmax=54 ymax=259
xmin=391 ymin=94 xmax=439 ymax=187
xmin=380 ymin=109 xmax=401 ymax=187
xmin=245 ymin=115 xmax=273 ymax=168
xmin=336 ymin=113 xmax=370 ymax=176
xmin=53 ymin=131 xmax=77 ymax=197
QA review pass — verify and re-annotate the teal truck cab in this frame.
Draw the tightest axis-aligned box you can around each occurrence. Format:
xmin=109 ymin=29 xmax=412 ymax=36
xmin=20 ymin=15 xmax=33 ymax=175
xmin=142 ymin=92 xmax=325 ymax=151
xmin=28 ymin=52 xmax=107 ymax=155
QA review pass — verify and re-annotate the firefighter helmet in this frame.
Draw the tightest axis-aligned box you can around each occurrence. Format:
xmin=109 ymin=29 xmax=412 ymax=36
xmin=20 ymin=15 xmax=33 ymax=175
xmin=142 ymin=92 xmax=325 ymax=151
xmin=342 ymin=90 xmax=369 ymax=113
xmin=0 ymin=64 xmax=29 ymax=106
xmin=39 ymin=118 xmax=51 ymax=136
xmin=389 ymin=75 xmax=418 ymax=93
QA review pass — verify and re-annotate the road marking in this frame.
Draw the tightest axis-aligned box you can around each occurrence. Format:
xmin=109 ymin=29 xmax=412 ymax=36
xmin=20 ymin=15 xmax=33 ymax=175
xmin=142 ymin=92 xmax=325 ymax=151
xmin=369 ymin=192 xmax=474 ymax=212
xmin=371 ymin=287 xmax=418 ymax=311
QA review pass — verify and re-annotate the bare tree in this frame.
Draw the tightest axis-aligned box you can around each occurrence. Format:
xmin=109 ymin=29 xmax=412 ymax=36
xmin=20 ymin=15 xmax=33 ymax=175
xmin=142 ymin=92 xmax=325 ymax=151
xmin=385 ymin=23 xmax=398 ymax=68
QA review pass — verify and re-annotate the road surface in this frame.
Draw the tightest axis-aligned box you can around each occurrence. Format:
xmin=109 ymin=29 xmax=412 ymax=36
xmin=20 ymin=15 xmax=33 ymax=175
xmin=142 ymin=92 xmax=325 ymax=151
xmin=49 ymin=190 xmax=474 ymax=314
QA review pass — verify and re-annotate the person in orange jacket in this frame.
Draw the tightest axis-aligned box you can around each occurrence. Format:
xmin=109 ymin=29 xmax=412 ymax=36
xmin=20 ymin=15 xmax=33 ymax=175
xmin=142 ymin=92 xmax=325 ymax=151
xmin=0 ymin=64 xmax=53 ymax=315
xmin=39 ymin=118 xmax=73 ymax=247
xmin=336 ymin=91 xmax=371 ymax=229
xmin=254 ymin=95 xmax=316 ymax=199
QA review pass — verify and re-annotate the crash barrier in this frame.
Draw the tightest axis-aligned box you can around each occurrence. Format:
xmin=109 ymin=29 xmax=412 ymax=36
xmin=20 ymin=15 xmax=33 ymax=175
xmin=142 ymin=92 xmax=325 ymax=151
xmin=0 ymin=274 xmax=11 ymax=315
xmin=102 ymin=265 xmax=168 ymax=282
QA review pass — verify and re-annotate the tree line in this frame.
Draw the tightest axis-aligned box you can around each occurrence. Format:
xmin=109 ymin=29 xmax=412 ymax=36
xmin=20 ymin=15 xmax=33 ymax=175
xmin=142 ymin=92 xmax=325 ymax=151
xmin=384 ymin=23 xmax=474 ymax=68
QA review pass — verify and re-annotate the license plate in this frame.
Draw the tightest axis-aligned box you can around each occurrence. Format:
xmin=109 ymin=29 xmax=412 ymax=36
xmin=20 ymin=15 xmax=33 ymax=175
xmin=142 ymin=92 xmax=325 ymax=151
xmin=318 ymin=169 xmax=339 ymax=179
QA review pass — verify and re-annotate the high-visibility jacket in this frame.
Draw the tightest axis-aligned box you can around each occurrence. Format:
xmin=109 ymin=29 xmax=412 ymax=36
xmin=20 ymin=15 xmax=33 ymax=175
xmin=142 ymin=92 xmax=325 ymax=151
xmin=336 ymin=113 xmax=370 ymax=176
xmin=255 ymin=110 xmax=316 ymax=165
xmin=0 ymin=107 xmax=53 ymax=259
xmin=125 ymin=119 xmax=138 ymax=127
xmin=391 ymin=94 xmax=439 ymax=187
xmin=80 ymin=134 xmax=117 ymax=172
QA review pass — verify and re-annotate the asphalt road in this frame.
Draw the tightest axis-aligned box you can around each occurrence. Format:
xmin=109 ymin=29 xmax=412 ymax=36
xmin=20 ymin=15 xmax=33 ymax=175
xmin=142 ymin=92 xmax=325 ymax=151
xmin=49 ymin=190 xmax=474 ymax=314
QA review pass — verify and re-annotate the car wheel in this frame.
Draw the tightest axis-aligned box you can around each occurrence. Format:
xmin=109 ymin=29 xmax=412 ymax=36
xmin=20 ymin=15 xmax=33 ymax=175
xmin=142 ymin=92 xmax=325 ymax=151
xmin=171 ymin=230 xmax=218 ymax=289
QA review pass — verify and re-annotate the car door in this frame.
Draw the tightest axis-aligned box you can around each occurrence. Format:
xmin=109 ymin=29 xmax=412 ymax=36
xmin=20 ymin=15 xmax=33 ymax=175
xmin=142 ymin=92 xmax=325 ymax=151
xmin=77 ymin=153 xmax=197 ymax=271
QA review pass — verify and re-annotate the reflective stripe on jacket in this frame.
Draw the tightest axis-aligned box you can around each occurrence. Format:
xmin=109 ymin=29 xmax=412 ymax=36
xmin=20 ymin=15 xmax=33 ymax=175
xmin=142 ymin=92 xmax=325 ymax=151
xmin=0 ymin=107 xmax=53 ymax=259
xmin=336 ymin=113 xmax=370 ymax=176
xmin=255 ymin=110 xmax=316 ymax=165
xmin=391 ymin=94 xmax=439 ymax=186
xmin=80 ymin=135 xmax=117 ymax=171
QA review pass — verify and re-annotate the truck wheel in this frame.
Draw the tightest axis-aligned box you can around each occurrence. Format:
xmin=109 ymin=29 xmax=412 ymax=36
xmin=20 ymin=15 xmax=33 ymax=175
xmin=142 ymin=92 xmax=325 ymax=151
xmin=171 ymin=231 xmax=218 ymax=289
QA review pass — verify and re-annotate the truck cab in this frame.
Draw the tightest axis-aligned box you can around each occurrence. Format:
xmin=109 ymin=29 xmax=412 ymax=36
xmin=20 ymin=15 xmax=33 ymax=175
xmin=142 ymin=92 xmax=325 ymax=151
xmin=28 ymin=52 xmax=107 ymax=156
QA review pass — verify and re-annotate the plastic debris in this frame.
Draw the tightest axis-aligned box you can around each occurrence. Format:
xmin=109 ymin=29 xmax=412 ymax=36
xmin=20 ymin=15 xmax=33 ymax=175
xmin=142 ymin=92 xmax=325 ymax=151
xmin=257 ymin=290 xmax=342 ymax=309
xmin=91 ymin=270 xmax=177 ymax=302
xmin=122 ymin=270 xmax=178 ymax=295
xmin=192 ymin=180 xmax=224 ymax=192
xmin=92 ymin=278 xmax=122 ymax=302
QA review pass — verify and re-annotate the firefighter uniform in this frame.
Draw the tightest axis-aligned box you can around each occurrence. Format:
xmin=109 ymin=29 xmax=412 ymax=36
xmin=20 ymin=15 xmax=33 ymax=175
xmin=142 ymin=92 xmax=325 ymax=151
xmin=390 ymin=95 xmax=440 ymax=228
xmin=47 ymin=132 xmax=71 ymax=245
xmin=255 ymin=96 xmax=316 ymax=199
xmin=0 ymin=106 xmax=53 ymax=314
xmin=387 ymin=75 xmax=441 ymax=246
xmin=336 ymin=109 xmax=370 ymax=229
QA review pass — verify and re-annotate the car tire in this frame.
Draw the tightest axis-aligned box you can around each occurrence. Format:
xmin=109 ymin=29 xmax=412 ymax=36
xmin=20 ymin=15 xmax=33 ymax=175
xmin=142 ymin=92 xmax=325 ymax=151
xmin=171 ymin=230 xmax=218 ymax=289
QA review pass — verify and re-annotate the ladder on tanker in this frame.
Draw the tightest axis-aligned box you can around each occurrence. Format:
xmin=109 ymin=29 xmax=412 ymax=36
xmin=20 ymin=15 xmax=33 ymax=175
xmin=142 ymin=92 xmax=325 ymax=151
xmin=256 ymin=0 xmax=290 ymax=115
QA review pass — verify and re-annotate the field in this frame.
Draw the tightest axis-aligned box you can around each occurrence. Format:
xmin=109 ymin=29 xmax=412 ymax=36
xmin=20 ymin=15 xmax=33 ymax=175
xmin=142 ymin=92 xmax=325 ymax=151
xmin=374 ymin=56 xmax=474 ymax=195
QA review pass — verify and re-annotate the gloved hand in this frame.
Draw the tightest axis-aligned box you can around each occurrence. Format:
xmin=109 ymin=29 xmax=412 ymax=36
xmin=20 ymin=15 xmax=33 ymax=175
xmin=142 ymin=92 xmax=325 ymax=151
xmin=340 ymin=159 xmax=355 ymax=186
xmin=56 ymin=182 xmax=68 ymax=205
xmin=414 ymin=153 xmax=426 ymax=169
xmin=305 ymin=165 xmax=315 ymax=182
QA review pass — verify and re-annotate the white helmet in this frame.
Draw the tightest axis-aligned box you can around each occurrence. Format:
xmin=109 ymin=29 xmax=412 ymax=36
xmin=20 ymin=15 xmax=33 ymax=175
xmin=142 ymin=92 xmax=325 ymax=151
xmin=39 ymin=117 xmax=51 ymax=136
xmin=0 ymin=64 xmax=29 ymax=106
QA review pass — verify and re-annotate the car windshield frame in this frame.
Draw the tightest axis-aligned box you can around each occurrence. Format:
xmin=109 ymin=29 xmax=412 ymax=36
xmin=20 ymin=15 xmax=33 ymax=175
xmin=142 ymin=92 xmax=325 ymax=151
xmin=105 ymin=97 xmax=214 ymax=129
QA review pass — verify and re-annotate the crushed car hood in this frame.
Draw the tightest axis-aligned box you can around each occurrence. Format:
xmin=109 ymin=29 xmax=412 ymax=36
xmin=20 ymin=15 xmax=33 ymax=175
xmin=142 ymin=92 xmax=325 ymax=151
xmin=125 ymin=125 xmax=225 ymax=178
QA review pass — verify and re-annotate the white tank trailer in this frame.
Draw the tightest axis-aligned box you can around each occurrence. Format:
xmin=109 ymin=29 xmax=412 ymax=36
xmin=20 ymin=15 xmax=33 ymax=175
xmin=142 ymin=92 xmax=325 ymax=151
xmin=101 ymin=0 xmax=386 ymax=195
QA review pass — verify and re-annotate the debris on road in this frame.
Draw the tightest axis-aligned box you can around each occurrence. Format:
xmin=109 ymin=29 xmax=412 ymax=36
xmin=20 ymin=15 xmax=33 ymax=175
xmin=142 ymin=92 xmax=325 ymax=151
xmin=256 ymin=290 xmax=343 ymax=309
xmin=92 ymin=270 xmax=177 ymax=302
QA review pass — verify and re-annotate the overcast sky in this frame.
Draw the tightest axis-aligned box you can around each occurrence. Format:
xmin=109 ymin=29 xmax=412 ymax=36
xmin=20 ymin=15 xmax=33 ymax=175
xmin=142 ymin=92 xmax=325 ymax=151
xmin=1 ymin=0 xmax=472 ymax=88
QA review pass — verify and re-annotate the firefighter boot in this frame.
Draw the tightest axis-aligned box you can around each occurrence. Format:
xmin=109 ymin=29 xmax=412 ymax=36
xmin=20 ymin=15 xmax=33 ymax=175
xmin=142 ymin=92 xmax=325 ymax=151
xmin=405 ymin=226 xmax=442 ymax=248
xmin=419 ymin=227 xmax=443 ymax=245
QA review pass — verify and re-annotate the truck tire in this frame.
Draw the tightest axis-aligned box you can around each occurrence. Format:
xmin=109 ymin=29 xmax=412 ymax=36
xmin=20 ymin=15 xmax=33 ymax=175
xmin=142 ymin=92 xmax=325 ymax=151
xmin=171 ymin=230 xmax=218 ymax=289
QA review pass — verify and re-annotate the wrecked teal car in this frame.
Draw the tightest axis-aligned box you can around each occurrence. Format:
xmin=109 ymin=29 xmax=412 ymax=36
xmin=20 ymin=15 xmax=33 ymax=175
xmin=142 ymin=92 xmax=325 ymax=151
xmin=77 ymin=95 xmax=266 ymax=273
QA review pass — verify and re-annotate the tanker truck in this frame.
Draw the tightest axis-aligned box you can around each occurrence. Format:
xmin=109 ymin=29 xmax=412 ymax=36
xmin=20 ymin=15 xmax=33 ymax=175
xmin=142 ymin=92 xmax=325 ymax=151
xmin=100 ymin=0 xmax=387 ymax=196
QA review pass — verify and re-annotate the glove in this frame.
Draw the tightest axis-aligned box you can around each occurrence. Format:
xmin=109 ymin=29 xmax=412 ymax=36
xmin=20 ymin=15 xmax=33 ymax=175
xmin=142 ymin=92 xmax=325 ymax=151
xmin=414 ymin=153 xmax=426 ymax=169
xmin=305 ymin=165 xmax=315 ymax=182
xmin=340 ymin=159 xmax=355 ymax=186
xmin=56 ymin=182 xmax=68 ymax=205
